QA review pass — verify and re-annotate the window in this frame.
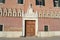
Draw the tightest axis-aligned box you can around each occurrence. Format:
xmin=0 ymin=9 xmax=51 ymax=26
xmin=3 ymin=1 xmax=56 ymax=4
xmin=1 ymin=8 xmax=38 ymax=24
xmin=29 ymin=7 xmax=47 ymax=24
xmin=53 ymin=0 xmax=60 ymax=7
xmin=0 ymin=25 xmax=3 ymax=31
xmin=0 ymin=0 xmax=5 ymax=3
xmin=44 ymin=25 xmax=48 ymax=31
xmin=36 ymin=0 xmax=45 ymax=6
xmin=18 ymin=0 xmax=23 ymax=4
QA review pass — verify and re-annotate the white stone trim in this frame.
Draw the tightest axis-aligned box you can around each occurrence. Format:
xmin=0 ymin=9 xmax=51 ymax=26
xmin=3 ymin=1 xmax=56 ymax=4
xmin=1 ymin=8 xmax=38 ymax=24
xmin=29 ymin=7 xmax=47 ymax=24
xmin=22 ymin=18 xmax=38 ymax=36
xmin=22 ymin=4 xmax=38 ymax=36
xmin=13 ymin=9 xmax=17 ymax=17
xmin=0 ymin=31 xmax=22 ymax=38
xmin=0 ymin=31 xmax=60 ymax=38
xmin=3 ymin=8 xmax=8 ymax=16
xmin=8 ymin=8 xmax=12 ymax=16
xmin=0 ymin=8 xmax=2 ymax=16
xmin=37 ymin=31 xmax=60 ymax=37
xmin=38 ymin=10 xmax=60 ymax=18
xmin=13 ymin=13 xmax=16 ymax=17
xmin=17 ymin=9 xmax=22 ymax=17
xmin=0 ymin=3 xmax=3 ymax=4
xmin=0 ymin=8 xmax=60 ymax=18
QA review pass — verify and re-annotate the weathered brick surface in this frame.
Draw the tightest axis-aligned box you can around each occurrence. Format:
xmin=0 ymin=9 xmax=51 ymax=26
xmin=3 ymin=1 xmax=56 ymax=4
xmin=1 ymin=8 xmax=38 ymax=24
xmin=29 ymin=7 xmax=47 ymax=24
xmin=0 ymin=0 xmax=60 ymax=12
xmin=0 ymin=0 xmax=60 ymax=31
xmin=0 ymin=16 xmax=22 ymax=31
xmin=38 ymin=18 xmax=60 ymax=31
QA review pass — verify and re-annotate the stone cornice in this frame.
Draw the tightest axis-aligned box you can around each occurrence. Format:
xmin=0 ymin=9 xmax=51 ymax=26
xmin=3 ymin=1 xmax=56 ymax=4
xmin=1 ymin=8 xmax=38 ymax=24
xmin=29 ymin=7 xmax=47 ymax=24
xmin=0 ymin=8 xmax=22 ymax=17
xmin=0 ymin=8 xmax=60 ymax=18
xmin=38 ymin=10 xmax=60 ymax=18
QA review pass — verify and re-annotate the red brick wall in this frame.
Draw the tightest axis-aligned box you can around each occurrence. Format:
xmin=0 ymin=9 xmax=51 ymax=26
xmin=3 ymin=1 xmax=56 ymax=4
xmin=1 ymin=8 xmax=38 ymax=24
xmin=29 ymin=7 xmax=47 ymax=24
xmin=0 ymin=0 xmax=60 ymax=12
xmin=0 ymin=0 xmax=60 ymax=31
xmin=38 ymin=18 xmax=60 ymax=31
xmin=0 ymin=17 xmax=22 ymax=31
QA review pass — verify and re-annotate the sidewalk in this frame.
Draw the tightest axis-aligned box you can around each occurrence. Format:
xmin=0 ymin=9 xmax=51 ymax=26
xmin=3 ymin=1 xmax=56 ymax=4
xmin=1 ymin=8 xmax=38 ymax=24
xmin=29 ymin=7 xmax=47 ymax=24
xmin=0 ymin=36 xmax=60 ymax=40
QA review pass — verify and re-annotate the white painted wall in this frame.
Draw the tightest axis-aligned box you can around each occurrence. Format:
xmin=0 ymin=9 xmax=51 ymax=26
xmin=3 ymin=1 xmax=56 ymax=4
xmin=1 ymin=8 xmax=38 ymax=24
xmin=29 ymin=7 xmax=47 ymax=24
xmin=0 ymin=31 xmax=22 ymax=38
xmin=37 ymin=31 xmax=60 ymax=37
xmin=0 ymin=31 xmax=60 ymax=38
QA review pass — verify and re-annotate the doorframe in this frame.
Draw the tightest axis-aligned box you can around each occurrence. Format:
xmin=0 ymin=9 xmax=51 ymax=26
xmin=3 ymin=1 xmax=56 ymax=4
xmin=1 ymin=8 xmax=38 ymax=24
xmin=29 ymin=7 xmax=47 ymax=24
xmin=22 ymin=18 xmax=38 ymax=37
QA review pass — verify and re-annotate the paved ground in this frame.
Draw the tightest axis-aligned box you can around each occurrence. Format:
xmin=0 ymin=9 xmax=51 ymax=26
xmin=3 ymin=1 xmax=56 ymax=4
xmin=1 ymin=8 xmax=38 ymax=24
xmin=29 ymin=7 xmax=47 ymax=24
xmin=0 ymin=36 xmax=60 ymax=40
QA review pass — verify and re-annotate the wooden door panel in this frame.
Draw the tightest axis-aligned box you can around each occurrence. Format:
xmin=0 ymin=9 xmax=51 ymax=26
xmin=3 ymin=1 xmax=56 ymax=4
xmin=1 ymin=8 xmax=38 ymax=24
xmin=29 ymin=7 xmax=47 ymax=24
xmin=26 ymin=33 xmax=31 ymax=36
xmin=25 ymin=20 xmax=35 ymax=37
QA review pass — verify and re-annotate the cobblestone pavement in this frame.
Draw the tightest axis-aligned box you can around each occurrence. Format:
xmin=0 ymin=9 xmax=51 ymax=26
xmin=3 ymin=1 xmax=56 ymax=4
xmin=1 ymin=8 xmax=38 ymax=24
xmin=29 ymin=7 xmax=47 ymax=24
xmin=0 ymin=36 xmax=60 ymax=40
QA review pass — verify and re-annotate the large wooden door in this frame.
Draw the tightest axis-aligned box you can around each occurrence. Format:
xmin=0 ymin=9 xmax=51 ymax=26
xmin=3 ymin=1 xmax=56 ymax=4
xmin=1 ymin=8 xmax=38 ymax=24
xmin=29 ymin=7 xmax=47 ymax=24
xmin=25 ymin=20 xmax=35 ymax=37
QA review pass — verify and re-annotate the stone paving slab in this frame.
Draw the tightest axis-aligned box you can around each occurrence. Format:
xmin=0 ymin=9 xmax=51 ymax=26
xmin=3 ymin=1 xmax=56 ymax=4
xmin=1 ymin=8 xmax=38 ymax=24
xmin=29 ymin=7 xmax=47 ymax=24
xmin=0 ymin=36 xmax=60 ymax=40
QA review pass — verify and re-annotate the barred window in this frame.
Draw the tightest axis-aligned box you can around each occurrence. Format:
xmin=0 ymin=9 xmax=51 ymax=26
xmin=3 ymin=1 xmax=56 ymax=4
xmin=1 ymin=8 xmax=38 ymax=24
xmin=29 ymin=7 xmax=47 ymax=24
xmin=0 ymin=25 xmax=3 ymax=31
xmin=36 ymin=0 xmax=45 ymax=6
xmin=18 ymin=0 xmax=23 ymax=4
xmin=44 ymin=25 xmax=48 ymax=31
xmin=53 ymin=0 xmax=60 ymax=7
xmin=0 ymin=0 xmax=5 ymax=3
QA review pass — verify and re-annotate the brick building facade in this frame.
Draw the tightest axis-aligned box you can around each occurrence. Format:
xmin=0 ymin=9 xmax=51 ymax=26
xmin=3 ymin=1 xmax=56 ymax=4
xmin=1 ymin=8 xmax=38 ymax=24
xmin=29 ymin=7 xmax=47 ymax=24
xmin=0 ymin=0 xmax=60 ymax=37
